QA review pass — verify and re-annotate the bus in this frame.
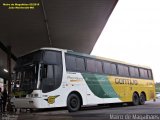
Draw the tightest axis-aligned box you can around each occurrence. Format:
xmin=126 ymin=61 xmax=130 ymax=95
xmin=11 ymin=47 xmax=156 ymax=112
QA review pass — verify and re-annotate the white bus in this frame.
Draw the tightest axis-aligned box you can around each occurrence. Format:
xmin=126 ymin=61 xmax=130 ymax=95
xmin=11 ymin=47 xmax=156 ymax=112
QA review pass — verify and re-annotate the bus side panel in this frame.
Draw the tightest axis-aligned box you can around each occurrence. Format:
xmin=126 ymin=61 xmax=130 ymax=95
xmin=61 ymin=72 xmax=88 ymax=105
xmin=107 ymin=76 xmax=156 ymax=102
xmin=82 ymin=73 xmax=122 ymax=105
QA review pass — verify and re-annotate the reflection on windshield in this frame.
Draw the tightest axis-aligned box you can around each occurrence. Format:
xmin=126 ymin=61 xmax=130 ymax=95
xmin=16 ymin=64 xmax=39 ymax=92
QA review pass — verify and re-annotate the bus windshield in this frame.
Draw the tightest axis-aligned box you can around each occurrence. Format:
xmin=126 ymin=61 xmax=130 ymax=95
xmin=14 ymin=50 xmax=63 ymax=93
xmin=16 ymin=64 xmax=39 ymax=92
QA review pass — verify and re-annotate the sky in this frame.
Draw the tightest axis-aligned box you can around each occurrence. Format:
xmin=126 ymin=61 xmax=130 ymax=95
xmin=91 ymin=0 xmax=160 ymax=83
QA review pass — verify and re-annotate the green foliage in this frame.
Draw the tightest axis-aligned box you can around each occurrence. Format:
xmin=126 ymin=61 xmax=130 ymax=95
xmin=155 ymin=82 xmax=160 ymax=92
xmin=12 ymin=90 xmax=27 ymax=97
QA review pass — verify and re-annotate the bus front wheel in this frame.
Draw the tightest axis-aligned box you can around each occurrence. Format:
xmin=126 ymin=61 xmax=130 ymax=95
xmin=132 ymin=93 xmax=139 ymax=106
xmin=67 ymin=94 xmax=81 ymax=112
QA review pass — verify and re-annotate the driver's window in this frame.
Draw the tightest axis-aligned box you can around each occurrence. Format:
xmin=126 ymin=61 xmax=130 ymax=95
xmin=42 ymin=65 xmax=54 ymax=93
xmin=43 ymin=65 xmax=54 ymax=79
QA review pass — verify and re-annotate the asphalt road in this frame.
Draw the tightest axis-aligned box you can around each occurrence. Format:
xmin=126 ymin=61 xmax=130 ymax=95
xmin=1 ymin=99 xmax=160 ymax=120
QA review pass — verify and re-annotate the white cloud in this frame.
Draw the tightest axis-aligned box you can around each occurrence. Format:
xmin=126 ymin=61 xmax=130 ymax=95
xmin=92 ymin=0 xmax=160 ymax=82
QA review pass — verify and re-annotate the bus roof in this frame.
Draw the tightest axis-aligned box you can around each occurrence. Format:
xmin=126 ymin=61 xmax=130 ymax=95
xmin=40 ymin=47 xmax=68 ymax=52
xmin=18 ymin=47 xmax=67 ymax=57
xmin=66 ymin=50 xmax=151 ymax=69
xmin=19 ymin=47 xmax=151 ymax=69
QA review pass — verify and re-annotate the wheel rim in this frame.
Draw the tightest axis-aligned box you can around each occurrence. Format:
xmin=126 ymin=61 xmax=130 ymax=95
xmin=70 ymin=97 xmax=78 ymax=108
xmin=133 ymin=94 xmax=139 ymax=105
xmin=140 ymin=94 xmax=145 ymax=104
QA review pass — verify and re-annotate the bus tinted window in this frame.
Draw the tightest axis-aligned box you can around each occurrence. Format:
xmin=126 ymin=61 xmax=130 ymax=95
xmin=66 ymin=55 xmax=85 ymax=72
xmin=148 ymin=70 xmax=153 ymax=79
xmin=96 ymin=61 xmax=103 ymax=73
xmin=42 ymin=65 xmax=54 ymax=93
xmin=111 ymin=63 xmax=117 ymax=75
xmin=118 ymin=64 xmax=129 ymax=76
xmin=43 ymin=51 xmax=62 ymax=64
xmin=139 ymin=69 xmax=144 ymax=78
xmin=86 ymin=59 xmax=96 ymax=73
xmin=118 ymin=64 xmax=123 ymax=75
xmin=129 ymin=67 xmax=139 ymax=78
xmin=129 ymin=67 xmax=135 ymax=77
xmin=42 ymin=64 xmax=62 ymax=93
xmin=134 ymin=67 xmax=140 ymax=78
xmin=66 ymin=55 xmax=76 ymax=71
xmin=76 ymin=57 xmax=85 ymax=72
xmin=103 ymin=62 xmax=111 ymax=74
xmin=103 ymin=62 xmax=117 ymax=75
xmin=15 ymin=51 xmax=43 ymax=68
xmin=139 ymin=68 xmax=148 ymax=79
xmin=54 ymin=65 xmax=63 ymax=89
xmin=144 ymin=69 xmax=148 ymax=78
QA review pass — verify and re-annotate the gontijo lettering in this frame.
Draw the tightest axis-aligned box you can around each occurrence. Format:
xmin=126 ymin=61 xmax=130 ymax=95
xmin=115 ymin=78 xmax=138 ymax=85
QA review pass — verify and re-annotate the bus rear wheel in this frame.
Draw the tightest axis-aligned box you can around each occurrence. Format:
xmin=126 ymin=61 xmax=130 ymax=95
xmin=139 ymin=93 xmax=146 ymax=105
xmin=67 ymin=94 xmax=81 ymax=112
xmin=132 ymin=93 xmax=139 ymax=106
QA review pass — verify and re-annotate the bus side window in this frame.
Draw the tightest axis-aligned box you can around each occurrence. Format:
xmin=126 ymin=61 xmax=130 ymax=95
xmin=111 ymin=63 xmax=117 ymax=75
xmin=148 ymin=70 xmax=153 ymax=79
xmin=76 ymin=57 xmax=85 ymax=72
xmin=86 ymin=58 xmax=96 ymax=73
xmin=139 ymin=68 xmax=148 ymax=79
xmin=96 ymin=61 xmax=103 ymax=74
xmin=66 ymin=55 xmax=76 ymax=71
xmin=103 ymin=62 xmax=111 ymax=74
xmin=118 ymin=64 xmax=129 ymax=77
xmin=129 ymin=66 xmax=139 ymax=78
xmin=134 ymin=67 xmax=140 ymax=78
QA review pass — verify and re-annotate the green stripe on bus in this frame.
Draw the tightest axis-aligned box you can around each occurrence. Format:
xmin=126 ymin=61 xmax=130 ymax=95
xmin=82 ymin=73 xmax=119 ymax=98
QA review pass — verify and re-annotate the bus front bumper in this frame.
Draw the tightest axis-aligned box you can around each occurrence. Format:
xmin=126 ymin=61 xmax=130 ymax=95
xmin=11 ymin=97 xmax=53 ymax=109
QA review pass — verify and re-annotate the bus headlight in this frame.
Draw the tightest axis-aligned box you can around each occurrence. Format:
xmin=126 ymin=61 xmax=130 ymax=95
xmin=27 ymin=94 xmax=32 ymax=97
xmin=34 ymin=94 xmax=39 ymax=97
xmin=28 ymin=94 xmax=39 ymax=98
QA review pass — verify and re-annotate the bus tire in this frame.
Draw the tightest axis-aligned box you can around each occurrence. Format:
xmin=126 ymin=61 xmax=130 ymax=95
xmin=139 ymin=93 xmax=145 ymax=105
xmin=132 ymin=93 xmax=139 ymax=106
xmin=67 ymin=94 xmax=81 ymax=112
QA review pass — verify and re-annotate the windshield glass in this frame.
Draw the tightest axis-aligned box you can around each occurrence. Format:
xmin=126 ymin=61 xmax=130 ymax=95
xmin=13 ymin=50 xmax=63 ymax=93
xmin=16 ymin=64 xmax=39 ymax=92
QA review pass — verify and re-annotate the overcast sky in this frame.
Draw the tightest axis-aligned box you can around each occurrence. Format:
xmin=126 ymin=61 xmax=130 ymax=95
xmin=92 ymin=0 xmax=160 ymax=83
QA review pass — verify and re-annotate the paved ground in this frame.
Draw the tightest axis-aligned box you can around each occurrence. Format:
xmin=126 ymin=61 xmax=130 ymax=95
xmin=1 ymin=99 xmax=160 ymax=120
